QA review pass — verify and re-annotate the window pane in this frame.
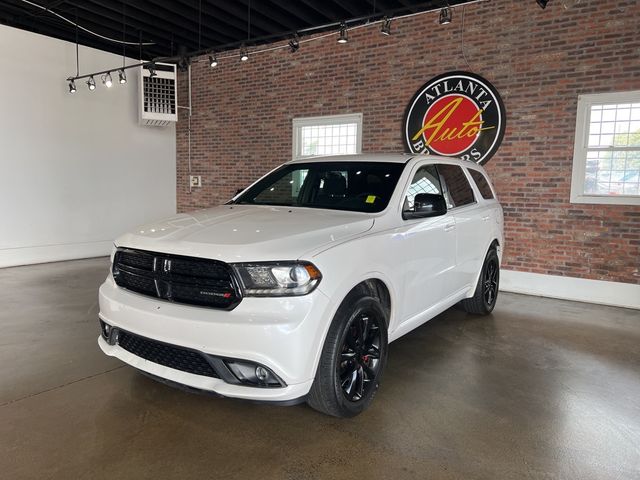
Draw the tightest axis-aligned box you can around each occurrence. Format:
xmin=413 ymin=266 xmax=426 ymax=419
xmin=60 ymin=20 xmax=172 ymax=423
xmin=298 ymin=122 xmax=359 ymax=157
xmin=252 ymin=169 xmax=309 ymax=205
xmin=468 ymin=169 xmax=495 ymax=200
xmin=438 ymin=164 xmax=475 ymax=208
xmin=404 ymin=165 xmax=442 ymax=211
xmin=588 ymin=102 xmax=640 ymax=148
xmin=584 ymin=149 xmax=640 ymax=196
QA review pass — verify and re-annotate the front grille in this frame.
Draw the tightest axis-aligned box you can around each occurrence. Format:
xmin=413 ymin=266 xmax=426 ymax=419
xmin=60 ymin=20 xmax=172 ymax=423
xmin=113 ymin=248 xmax=241 ymax=309
xmin=117 ymin=329 xmax=219 ymax=378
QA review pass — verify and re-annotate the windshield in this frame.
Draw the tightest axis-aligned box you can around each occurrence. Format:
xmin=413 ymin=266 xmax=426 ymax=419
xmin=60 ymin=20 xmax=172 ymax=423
xmin=234 ymin=161 xmax=405 ymax=213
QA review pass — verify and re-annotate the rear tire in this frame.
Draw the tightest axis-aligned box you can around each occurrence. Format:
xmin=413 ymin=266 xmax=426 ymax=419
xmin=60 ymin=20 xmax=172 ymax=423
xmin=307 ymin=294 xmax=388 ymax=417
xmin=461 ymin=248 xmax=500 ymax=315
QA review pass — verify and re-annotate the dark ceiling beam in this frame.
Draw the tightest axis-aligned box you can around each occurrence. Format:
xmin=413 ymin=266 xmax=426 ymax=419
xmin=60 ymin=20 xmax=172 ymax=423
xmin=361 ymin=0 xmax=407 ymax=15
xmin=202 ymin=0 xmax=291 ymax=37
xmin=167 ymin=0 xmax=266 ymax=40
xmin=392 ymin=0 xmax=422 ymax=13
xmin=233 ymin=0 xmax=304 ymax=32
xmin=326 ymin=0 xmax=362 ymax=18
xmin=74 ymin=0 xmax=221 ymax=51
xmin=266 ymin=0 xmax=325 ymax=27
xmin=297 ymin=0 xmax=349 ymax=22
xmin=16 ymin=0 xmax=66 ymax=19
xmin=141 ymin=0 xmax=248 ymax=46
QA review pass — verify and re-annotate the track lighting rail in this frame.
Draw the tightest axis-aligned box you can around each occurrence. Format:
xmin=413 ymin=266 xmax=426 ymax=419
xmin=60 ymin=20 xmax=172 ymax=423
xmin=66 ymin=0 xmax=487 ymax=85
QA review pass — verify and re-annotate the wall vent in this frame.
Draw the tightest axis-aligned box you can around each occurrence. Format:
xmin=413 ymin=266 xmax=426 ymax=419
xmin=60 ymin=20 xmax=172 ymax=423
xmin=139 ymin=62 xmax=177 ymax=127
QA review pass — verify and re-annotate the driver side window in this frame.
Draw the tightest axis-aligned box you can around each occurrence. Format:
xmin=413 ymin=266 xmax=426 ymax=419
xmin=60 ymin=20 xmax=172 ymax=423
xmin=403 ymin=164 xmax=443 ymax=212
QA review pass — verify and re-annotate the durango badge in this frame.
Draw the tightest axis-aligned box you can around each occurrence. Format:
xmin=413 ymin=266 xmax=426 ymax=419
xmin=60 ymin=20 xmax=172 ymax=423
xmin=403 ymin=71 xmax=506 ymax=165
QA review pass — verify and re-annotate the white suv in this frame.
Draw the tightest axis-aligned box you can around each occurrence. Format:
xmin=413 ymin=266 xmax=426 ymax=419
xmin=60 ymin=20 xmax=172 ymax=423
xmin=98 ymin=154 xmax=503 ymax=417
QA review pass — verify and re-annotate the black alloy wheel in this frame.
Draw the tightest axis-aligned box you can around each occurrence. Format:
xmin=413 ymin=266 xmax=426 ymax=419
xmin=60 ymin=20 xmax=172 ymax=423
xmin=338 ymin=311 xmax=383 ymax=402
xmin=483 ymin=255 xmax=499 ymax=307
xmin=307 ymin=294 xmax=388 ymax=417
xmin=461 ymin=247 xmax=500 ymax=315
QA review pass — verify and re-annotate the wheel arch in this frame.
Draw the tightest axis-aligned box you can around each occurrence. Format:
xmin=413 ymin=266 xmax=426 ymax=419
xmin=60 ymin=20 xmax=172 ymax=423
xmin=308 ymin=274 xmax=395 ymax=382
xmin=465 ymin=239 xmax=501 ymax=299
xmin=349 ymin=278 xmax=392 ymax=328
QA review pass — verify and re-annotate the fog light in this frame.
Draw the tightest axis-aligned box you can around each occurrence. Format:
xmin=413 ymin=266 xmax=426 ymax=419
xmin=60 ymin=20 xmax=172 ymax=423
xmin=99 ymin=320 xmax=111 ymax=339
xmin=255 ymin=366 xmax=268 ymax=381
xmin=225 ymin=360 xmax=285 ymax=387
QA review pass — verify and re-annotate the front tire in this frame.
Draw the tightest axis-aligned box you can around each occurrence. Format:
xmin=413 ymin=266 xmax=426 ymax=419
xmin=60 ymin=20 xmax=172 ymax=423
xmin=461 ymin=247 xmax=500 ymax=315
xmin=307 ymin=294 xmax=388 ymax=417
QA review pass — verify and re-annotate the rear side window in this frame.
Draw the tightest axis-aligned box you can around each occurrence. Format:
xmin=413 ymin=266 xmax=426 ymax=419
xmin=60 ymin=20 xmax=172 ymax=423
xmin=468 ymin=169 xmax=495 ymax=200
xmin=437 ymin=164 xmax=475 ymax=208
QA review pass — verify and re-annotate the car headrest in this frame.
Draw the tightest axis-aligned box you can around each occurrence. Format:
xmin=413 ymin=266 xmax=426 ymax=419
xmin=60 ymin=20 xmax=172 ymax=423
xmin=323 ymin=173 xmax=347 ymax=196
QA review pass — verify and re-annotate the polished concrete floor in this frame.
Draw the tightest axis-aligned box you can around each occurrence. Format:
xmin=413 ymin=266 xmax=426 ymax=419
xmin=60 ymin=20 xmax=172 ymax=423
xmin=1 ymin=258 xmax=639 ymax=480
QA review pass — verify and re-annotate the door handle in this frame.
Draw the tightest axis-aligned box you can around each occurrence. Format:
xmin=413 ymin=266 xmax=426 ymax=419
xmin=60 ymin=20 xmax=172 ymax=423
xmin=481 ymin=215 xmax=490 ymax=221
xmin=444 ymin=223 xmax=456 ymax=232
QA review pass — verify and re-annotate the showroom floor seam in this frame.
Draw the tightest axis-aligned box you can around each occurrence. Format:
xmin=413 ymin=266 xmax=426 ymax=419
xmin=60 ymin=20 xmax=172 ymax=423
xmin=0 ymin=366 xmax=124 ymax=408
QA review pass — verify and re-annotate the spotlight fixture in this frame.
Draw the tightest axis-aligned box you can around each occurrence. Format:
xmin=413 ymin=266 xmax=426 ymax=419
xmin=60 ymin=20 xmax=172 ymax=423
xmin=148 ymin=62 xmax=157 ymax=77
xmin=209 ymin=53 xmax=218 ymax=67
xmin=536 ymin=0 xmax=549 ymax=8
xmin=68 ymin=80 xmax=76 ymax=94
xmin=87 ymin=76 xmax=96 ymax=91
xmin=102 ymin=72 xmax=113 ymax=88
xmin=118 ymin=69 xmax=127 ymax=84
xmin=337 ymin=22 xmax=348 ymax=44
xmin=439 ymin=7 xmax=452 ymax=25
xmin=240 ymin=44 xmax=249 ymax=61
xmin=381 ymin=16 xmax=392 ymax=36
xmin=288 ymin=34 xmax=300 ymax=53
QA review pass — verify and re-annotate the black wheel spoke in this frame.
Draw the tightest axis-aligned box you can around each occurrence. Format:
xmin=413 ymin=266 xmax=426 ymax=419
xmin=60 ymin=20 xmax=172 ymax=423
xmin=482 ymin=260 xmax=499 ymax=306
xmin=337 ymin=310 xmax=384 ymax=403
xmin=345 ymin=329 xmax=358 ymax=349
xmin=355 ymin=366 xmax=365 ymax=399
xmin=362 ymin=364 xmax=376 ymax=380
xmin=342 ymin=368 xmax=358 ymax=395
xmin=361 ymin=316 xmax=370 ymax=345
xmin=366 ymin=344 xmax=380 ymax=359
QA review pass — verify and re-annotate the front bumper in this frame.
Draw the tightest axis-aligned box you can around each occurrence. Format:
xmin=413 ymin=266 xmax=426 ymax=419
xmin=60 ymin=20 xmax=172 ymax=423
xmin=98 ymin=275 xmax=332 ymax=402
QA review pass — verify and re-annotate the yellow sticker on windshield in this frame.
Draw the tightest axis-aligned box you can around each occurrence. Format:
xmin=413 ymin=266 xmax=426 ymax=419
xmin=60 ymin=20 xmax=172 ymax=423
xmin=366 ymin=195 xmax=376 ymax=204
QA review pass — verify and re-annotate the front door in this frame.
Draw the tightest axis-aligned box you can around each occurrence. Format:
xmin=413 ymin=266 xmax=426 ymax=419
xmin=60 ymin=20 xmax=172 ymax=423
xmin=397 ymin=163 xmax=457 ymax=322
xmin=437 ymin=163 xmax=487 ymax=291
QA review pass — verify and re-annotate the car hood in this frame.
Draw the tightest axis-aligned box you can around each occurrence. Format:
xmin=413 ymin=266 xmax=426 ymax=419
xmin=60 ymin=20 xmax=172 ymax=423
xmin=115 ymin=205 xmax=374 ymax=262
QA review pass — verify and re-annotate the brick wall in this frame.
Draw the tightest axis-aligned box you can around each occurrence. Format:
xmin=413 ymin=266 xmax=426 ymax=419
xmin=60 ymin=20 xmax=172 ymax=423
xmin=176 ymin=0 xmax=640 ymax=284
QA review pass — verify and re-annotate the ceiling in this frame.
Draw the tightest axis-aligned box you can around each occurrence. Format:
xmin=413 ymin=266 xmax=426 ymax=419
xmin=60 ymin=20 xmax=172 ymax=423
xmin=0 ymin=0 xmax=474 ymax=60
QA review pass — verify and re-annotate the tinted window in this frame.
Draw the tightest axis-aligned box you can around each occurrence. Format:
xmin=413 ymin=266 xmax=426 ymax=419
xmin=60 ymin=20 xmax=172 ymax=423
xmin=235 ymin=162 xmax=405 ymax=213
xmin=253 ymin=169 xmax=309 ymax=205
xmin=437 ymin=164 xmax=475 ymax=208
xmin=468 ymin=169 xmax=495 ymax=200
xmin=403 ymin=164 xmax=442 ymax=211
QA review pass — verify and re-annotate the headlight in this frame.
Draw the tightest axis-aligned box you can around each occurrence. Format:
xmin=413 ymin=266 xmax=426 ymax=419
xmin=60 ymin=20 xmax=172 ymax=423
xmin=232 ymin=261 xmax=322 ymax=297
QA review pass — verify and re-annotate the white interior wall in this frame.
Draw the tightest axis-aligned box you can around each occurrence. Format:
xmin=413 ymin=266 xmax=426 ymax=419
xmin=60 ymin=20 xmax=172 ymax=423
xmin=0 ymin=25 xmax=176 ymax=268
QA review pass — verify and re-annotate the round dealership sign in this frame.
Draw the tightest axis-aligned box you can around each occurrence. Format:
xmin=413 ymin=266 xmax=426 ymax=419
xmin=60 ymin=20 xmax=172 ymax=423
xmin=403 ymin=71 xmax=506 ymax=164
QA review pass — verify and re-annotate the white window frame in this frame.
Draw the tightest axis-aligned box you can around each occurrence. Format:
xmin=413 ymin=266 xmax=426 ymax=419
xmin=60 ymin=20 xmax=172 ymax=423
xmin=570 ymin=90 xmax=640 ymax=205
xmin=292 ymin=113 xmax=363 ymax=160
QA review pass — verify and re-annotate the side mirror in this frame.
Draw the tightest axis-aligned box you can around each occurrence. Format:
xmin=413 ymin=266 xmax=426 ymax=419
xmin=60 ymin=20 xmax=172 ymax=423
xmin=402 ymin=193 xmax=447 ymax=220
xmin=226 ymin=187 xmax=246 ymax=205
